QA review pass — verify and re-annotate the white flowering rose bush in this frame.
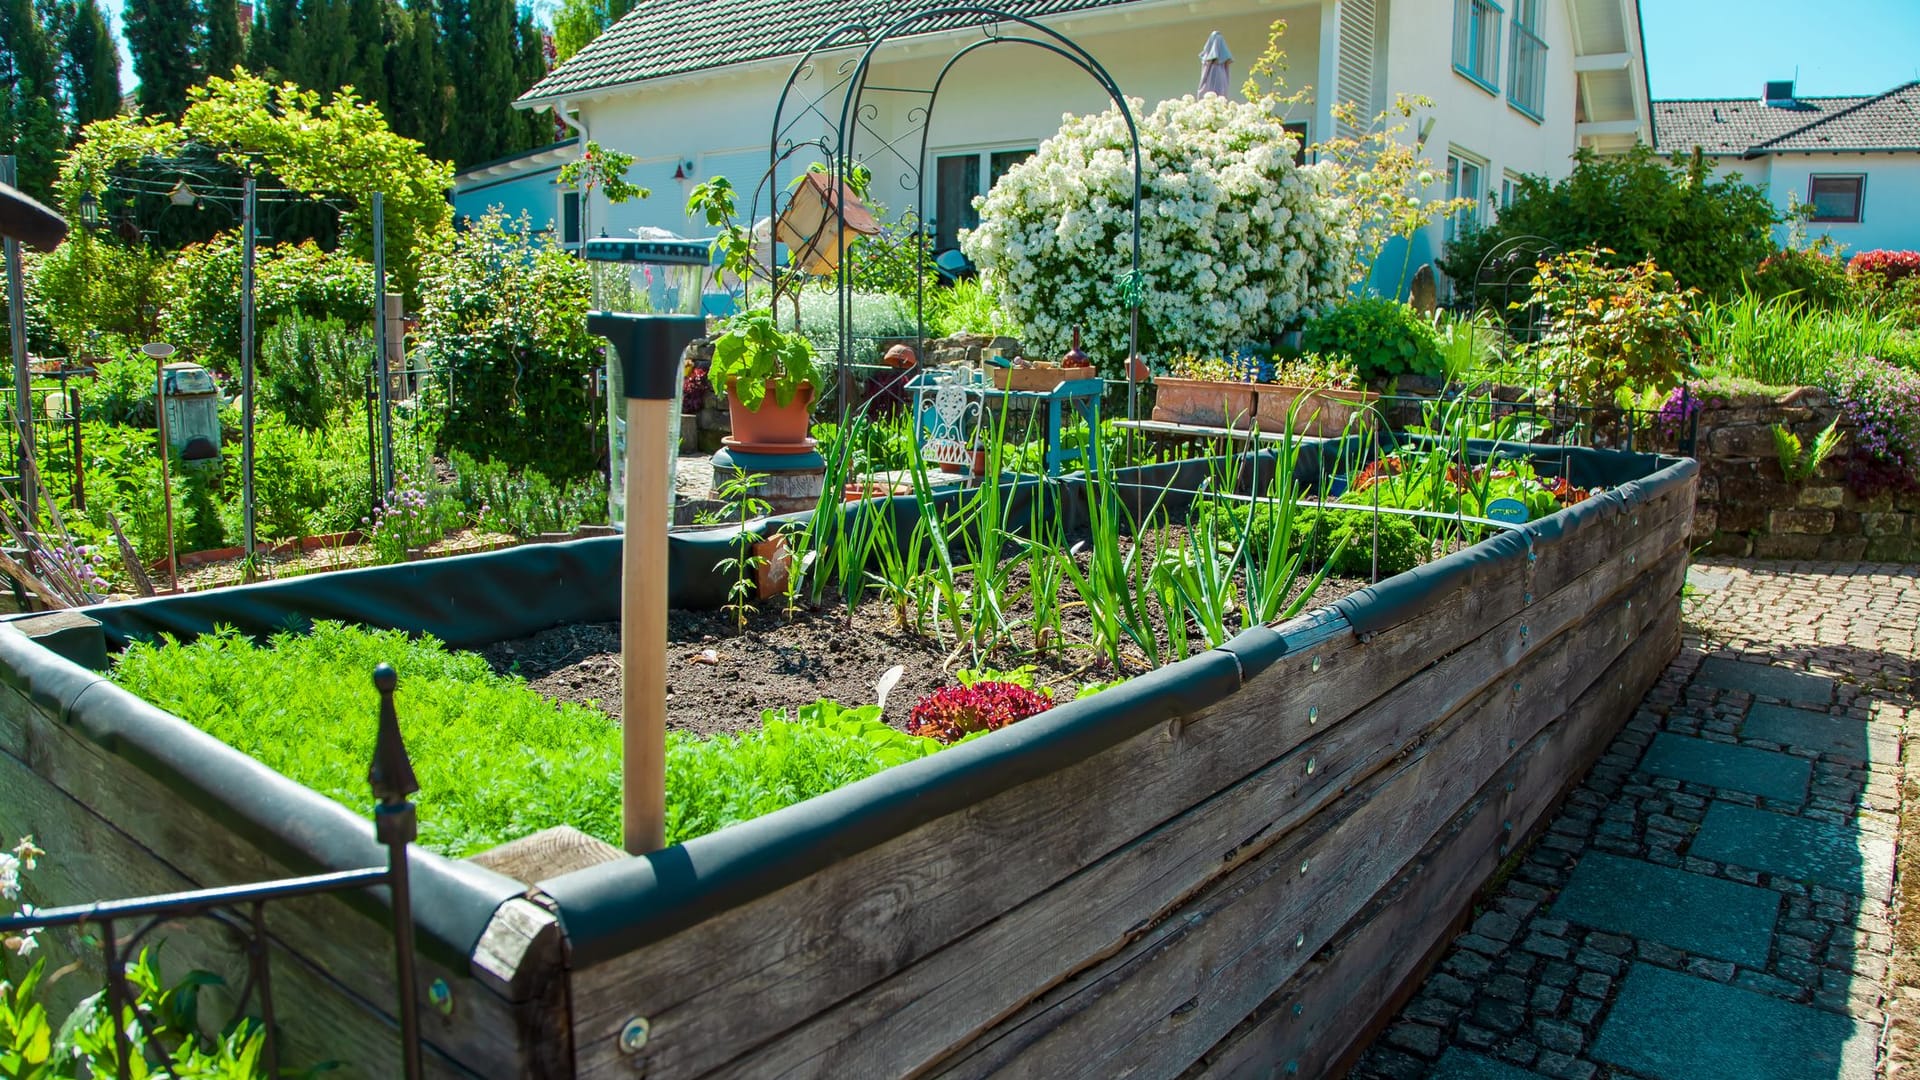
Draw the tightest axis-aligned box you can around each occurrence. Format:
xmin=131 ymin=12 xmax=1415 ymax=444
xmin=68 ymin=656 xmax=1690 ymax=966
xmin=963 ymin=94 xmax=1355 ymax=373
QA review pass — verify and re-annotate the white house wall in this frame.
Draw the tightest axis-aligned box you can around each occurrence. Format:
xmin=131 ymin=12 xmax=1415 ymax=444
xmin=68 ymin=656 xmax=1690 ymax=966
xmin=1762 ymin=153 xmax=1920 ymax=254
xmin=1374 ymin=0 xmax=1583 ymax=293
xmin=451 ymin=165 xmax=566 ymax=232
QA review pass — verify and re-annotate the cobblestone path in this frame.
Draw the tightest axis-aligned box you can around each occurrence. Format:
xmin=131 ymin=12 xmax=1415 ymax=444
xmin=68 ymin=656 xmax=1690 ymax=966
xmin=1351 ymin=560 xmax=1918 ymax=1080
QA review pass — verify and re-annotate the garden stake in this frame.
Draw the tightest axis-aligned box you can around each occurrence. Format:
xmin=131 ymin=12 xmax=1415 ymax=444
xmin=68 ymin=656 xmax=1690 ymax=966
xmin=590 ymin=311 xmax=704 ymax=855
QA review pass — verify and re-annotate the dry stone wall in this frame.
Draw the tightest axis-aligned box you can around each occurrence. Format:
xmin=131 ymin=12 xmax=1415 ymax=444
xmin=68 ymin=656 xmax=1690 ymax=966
xmin=1691 ymin=386 xmax=1920 ymax=561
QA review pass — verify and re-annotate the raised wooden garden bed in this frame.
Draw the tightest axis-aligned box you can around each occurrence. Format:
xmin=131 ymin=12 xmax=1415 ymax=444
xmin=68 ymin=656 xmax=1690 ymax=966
xmin=0 ymin=447 xmax=1695 ymax=1077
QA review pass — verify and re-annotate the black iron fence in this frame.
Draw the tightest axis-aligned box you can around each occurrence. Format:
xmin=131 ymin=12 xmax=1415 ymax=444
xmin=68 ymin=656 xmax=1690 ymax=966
xmin=0 ymin=665 xmax=425 ymax=1079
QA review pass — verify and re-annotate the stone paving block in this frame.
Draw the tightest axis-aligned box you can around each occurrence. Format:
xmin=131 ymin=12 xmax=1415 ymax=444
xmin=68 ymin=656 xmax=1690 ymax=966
xmin=1741 ymin=703 xmax=1896 ymax=763
xmin=1590 ymin=963 xmax=1875 ymax=1080
xmin=1551 ymin=852 xmax=1779 ymax=967
xmin=1690 ymin=801 xmax=1895 ymax=900
xmin=1429 ymin=1047 xmax=1549 ymax=1080
xmin=1697 ymin=657 xmax=1836 ymax=704
xmin=1640 ymin=732 xmax=1812 ymax=803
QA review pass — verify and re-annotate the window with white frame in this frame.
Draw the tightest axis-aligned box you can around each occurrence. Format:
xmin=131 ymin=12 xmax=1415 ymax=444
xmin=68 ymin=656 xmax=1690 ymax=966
xmin=1500 ymin=172 xmax=1521 ymax=213
xmin=1507 ymin=0 xmax=1546 ymax=119
xmin=933 ymin=147 xmax=1035 ymax=254
xmin=1807 ymin=175 xmax=1865 ymax=223
xmin=1446 ymin=152 xmax=1486 ymax=245
xmin=1452 ymin=0 xmax=1502 ymax=92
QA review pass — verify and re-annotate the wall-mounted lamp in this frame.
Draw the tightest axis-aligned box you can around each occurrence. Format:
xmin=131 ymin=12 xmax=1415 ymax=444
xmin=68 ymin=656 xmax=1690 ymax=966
xmin=672 ymin=162 xmax=687 ymax=181
xmin=76 ymin=191 xmax=101 ymax=229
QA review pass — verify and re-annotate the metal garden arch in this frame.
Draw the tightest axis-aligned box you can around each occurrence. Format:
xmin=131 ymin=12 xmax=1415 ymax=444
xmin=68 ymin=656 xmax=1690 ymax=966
xmin=753 ymin=6 xmax=1148 ymax=424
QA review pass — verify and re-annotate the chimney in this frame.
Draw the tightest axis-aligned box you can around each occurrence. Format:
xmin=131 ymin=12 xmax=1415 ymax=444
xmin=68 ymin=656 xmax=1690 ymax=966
xmin=1764 ymin=80 xmax=1796 ymax=106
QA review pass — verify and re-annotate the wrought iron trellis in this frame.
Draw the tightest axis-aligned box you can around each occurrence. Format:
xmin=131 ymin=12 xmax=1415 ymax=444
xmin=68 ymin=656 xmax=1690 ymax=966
xmin=0 ymin=664 xmax=426 ymax=1079
xmin=754 ymin=6 xmax=1147 ymax=426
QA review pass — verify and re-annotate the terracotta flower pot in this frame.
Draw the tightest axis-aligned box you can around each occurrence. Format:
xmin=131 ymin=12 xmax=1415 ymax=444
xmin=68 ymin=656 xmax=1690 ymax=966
xmin=753 ymin=534 xmax=791 ymax=599
xmin=1151 ymin=377 xmax=1256 ymax=430
xmin=1255 ymin=385 xmax=1379 ymax=438
xmin=725 ymin=381 xmax=815 ymax=452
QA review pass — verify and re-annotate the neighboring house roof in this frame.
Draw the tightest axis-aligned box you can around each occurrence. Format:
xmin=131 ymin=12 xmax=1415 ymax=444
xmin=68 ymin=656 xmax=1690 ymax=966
xmin=453 ymin=138 xmax=581 ymax=190
xmin=518 ymin=0 xmax=1150 ymax=104
xmin=1653 ymin=81 xmax=1920 ymax=156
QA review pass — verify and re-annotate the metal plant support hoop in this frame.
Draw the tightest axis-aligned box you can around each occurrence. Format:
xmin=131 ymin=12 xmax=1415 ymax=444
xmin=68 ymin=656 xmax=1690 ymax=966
xmin=754 ymin=6 xmax=1147 ymax=428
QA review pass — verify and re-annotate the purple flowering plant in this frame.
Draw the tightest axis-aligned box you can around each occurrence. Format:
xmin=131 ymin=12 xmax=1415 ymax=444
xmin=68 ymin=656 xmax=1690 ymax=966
xmin=363 ymin=474 xmax=463 ymax=564
xmin=1821 ymin=356 xmax=1920 ymax=479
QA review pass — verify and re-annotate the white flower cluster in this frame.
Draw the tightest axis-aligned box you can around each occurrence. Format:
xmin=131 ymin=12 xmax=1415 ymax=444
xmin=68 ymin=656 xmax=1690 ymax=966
xmin=2 ymin=836 xmax=42 ymax=957
xmin=963 ymin=94 xmax=1355 ymax=372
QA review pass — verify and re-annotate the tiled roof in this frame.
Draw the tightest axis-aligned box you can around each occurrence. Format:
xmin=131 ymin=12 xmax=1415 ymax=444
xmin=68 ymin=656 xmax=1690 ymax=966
xmin=1654 ymin=82 xmax=1920 ymax=156
xmin=519 ymin=0 xmax=1152 ymax=103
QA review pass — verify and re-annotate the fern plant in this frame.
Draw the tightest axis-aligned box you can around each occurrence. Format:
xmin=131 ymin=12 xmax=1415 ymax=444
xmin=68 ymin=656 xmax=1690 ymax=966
xmin=1772 ymin=419 xmax=1844 ymax=483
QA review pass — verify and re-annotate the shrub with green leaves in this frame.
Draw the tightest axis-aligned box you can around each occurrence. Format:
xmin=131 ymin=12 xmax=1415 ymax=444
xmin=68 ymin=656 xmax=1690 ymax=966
xmin=1530 ymin=249 xmax=1697 ymax=405
xmin=162 ymin=236 xmax=375 ymax=368
xmin=1748 ymin=245 xmax=1856 ymax=310
xmin=451 ymin=451 xmax=607 ymax=538
xmin=1300 ymin=297 xmax=1444 ymax=385
xmin=411 ymin=209 xmax=602 ymax=480
xmin=1206 ymin=499 xmax=1430 ymax=578
xmin=111 ymin=622 xmax=943 ymax=855
xmin=260 ymin=315 xmax=372 ymax=430
xmin=1440 ymin=145 xmax=1780 ymax=302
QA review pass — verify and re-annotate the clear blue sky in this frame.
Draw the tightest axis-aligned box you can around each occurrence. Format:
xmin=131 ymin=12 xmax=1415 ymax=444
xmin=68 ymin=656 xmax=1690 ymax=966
xmin=98 ymin=0 xmax=1920 ymax=100
xmin=1642 ymin=0 xmax=1920 ymax=99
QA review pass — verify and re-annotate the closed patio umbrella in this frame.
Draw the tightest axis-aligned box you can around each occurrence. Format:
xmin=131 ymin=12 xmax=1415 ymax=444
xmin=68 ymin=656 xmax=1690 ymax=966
xmin=1198 ymin=31 xmax=1233 ymax=98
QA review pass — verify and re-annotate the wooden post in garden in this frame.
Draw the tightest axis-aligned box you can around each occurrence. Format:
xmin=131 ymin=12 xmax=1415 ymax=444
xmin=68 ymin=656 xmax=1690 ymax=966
xmin=588 ymin=311 xmax=705 ymax=855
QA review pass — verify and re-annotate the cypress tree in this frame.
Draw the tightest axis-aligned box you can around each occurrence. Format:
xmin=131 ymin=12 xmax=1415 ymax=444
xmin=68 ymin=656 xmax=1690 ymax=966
xmin=346 ymin=0 xmax=387 ymax=105
xmin=202 ymin=0 xmax=243 ymax=81
xmin=126 ymin=0 xmax=202 ymax=117
xmin=63 ymin=0 xmax=123 ymax=128
xmin=447 ymin=0 xmax=516 ymax=164
xmin=385 ymin=0 xmax=446 ymax=156
xmin=291 ymin=0 xmax=354 ymax=93
xmin=512 ymin=4 xmax=547 ymax=147
xmin=0 ymin=0 xmax=65 ymax=195
xmin=247 ymin=0 xmax=296 ymax=79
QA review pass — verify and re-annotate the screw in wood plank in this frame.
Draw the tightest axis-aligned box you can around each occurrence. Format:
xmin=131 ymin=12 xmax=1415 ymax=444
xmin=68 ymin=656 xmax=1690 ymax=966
xmin=1292 ymin=1004 xmax=1304 ymax=1017
xmin=1524 ymin=592 xmax=1533 ymax=603
xmin=619 ymin=1017 xmax=651 ymax=1054
xmin=1307 ymin=705 xmax=1319 ymax=725
xmin=1310 ymin=656 xmax=1321 ymax=673
xmin=428 ymin=979 xmax=452 ymax=1017
xmin=1305 ymin=757 xmax=1317 ymax=776
xmin=1299 ymin=858 xmax=1310 ymax=875
xmin=1294 ymin=932 xmax=1305 ymax=949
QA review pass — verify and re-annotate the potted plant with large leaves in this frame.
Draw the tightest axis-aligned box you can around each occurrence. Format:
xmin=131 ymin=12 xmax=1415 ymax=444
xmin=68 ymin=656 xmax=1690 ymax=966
xmin=709 ymin=308 xmax=824 ymax=451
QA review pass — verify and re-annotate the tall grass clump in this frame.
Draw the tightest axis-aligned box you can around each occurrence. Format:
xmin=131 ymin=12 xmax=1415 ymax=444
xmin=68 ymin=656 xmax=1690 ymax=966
xmin=1695 ymin=292 xmax=1906 ymax=387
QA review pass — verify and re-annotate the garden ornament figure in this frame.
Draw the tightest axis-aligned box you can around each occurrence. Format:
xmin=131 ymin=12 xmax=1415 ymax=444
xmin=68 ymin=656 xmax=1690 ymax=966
xmin=1198 ymin=31 xmax=1233 ymax=98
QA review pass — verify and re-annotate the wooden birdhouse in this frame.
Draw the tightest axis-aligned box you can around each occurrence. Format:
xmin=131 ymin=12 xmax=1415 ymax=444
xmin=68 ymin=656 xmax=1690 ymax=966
xmin=774 ymin=171 xmax=880 ymax=276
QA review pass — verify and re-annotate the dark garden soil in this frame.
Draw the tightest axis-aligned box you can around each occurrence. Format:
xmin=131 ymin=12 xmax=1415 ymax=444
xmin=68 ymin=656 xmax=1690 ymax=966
xmin=478 ymin=541 xmax=1374 ymax=739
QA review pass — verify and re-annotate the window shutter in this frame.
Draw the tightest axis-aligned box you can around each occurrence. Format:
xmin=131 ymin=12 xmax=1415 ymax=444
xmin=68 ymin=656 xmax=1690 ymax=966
xmin=1337 ymin=0 xmax=1381 ymax=138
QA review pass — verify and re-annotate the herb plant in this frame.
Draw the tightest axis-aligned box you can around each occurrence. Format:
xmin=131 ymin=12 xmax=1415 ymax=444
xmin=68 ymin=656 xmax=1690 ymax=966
xmin=1300 ymin=297 xmax=1445 ymax=385
xmin=710 ymin=468 xmax=772 ymax=633
xmin=708 ymin=309 xmax=824 ymax=412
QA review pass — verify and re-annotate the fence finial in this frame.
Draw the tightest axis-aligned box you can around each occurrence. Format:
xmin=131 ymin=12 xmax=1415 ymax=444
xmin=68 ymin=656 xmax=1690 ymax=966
xmin=368 ymin=663 xmax=418 ymax=806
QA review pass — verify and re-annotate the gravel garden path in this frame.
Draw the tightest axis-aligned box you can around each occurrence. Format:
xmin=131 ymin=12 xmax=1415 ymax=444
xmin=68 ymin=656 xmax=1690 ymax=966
xmin=1349 ymin=559 xmax=1919 ymax=1080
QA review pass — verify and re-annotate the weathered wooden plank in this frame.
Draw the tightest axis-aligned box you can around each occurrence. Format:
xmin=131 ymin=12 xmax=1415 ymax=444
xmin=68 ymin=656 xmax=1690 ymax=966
xmin=568 ymin=485 xmax=1692 ymax=1080
xmin=1195 ymin=607 xmax=1682 ymax=1079
xmin=470 ymin=898 xmax=573 ymax=1078
xmin=0 ymin=746 xmax=477 ymax=1078
xmin=709 ymin=520 xmax=1690 ymax=1080
xmin=0 ymin=685 xmax=530 ymax=1077
xmin=929 ymin=549 xmax=1683 ymax=1079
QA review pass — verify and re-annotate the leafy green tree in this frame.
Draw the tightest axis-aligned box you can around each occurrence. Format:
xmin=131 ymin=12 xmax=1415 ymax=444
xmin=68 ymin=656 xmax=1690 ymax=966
xmin=60 ymin=72 xmax=455 ymax=293
xmin=61 ymin=0 xmax=123 ymax=129
xmin=201 ymin=0 xmax=245 ymax=83
xmin=549 ymin=0 xmax=599 ymax=64
xmin=1439 ymin=145 xmax=1781 ymax=303
xmin=126 ymin=0 xmax=202 ymax=117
